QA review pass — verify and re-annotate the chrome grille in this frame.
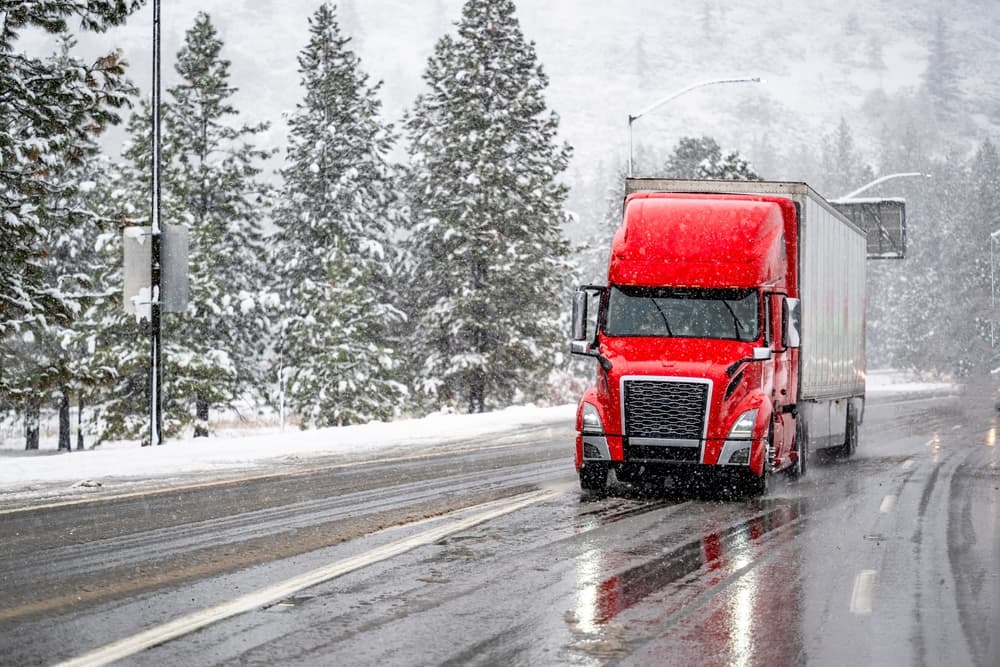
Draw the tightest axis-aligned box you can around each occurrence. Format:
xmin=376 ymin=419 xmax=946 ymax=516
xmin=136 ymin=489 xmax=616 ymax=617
xmin=623 ymin=379 xmax=709 ymax=439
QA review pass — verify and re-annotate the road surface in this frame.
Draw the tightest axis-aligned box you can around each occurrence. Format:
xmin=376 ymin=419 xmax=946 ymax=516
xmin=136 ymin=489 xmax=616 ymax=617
xmin=0 ymin=389 xmax=996 ymax=666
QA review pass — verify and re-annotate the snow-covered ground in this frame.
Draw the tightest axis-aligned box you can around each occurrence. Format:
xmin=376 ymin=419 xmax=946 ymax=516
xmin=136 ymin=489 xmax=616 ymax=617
xmin=0 ymin=403 xmax=576 ymax=502
xmin=0 ymin=370 xmax=956 ymax=503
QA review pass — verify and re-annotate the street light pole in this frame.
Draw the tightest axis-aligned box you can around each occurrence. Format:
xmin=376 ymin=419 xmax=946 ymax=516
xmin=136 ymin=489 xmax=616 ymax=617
xmin=838 ymin=172 xmax=932 ymax=200
xmin=991 ymin=229 xmax=1000 ymax=349
xmin=627 ymin=76 xmax=762 ymax=177
xmin=150 ymin=0 xmax=163 ymax=445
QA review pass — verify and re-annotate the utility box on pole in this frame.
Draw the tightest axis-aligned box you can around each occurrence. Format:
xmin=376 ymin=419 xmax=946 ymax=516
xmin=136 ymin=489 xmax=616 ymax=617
xmin=161 ymin=224 xmax=189 ymax=313
xmin=123 ymin=225 xmax=189 ymax=316
xmin=124 ymin=227 xmax=152 ymax=319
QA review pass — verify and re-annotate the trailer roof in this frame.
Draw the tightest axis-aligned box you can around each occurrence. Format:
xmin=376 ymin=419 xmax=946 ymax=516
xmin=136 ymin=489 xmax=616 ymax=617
xmin=625 ymin=178 xmax=817 ymax=198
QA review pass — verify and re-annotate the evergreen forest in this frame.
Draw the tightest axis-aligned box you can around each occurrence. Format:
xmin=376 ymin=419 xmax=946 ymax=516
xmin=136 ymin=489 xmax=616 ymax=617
xmin=2 ymin=0 xmax=998 ymax=449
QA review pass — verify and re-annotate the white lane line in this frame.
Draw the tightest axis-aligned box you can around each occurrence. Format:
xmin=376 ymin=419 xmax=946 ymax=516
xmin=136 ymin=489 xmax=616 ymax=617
xmin=55 ymin=489 xmax=556 ymax=667
xmin=901 ymin=459 xmax=914 ymax=471
xmin=879 ymin=495 xmax=897 ymax=513
xmin=849 ymin=570 xmax=877 ymax=615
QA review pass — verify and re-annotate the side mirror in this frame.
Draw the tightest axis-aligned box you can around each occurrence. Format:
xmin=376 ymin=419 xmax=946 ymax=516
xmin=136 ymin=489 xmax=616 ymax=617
xmin=784 ymin=297 xmax=801 ymax=349
xmin=571 ymin=289 xmax=588 ymax=341
xmin=570 ymin=286 xmax=613 ymax=371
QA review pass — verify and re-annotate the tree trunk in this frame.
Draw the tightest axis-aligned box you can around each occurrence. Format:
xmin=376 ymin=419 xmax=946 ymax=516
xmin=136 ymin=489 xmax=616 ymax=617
xmin=468 ymin=379 xmax=485 ymax=414
xmin=76 ymin=395 xmax=85 ymax=450
xmin=24 ymin=400 xmax=40 ymax=450
xmin=194 ymin=396 xmax=209 ymax=437
xmin=58 ymin=389 xmax=71 ymax=451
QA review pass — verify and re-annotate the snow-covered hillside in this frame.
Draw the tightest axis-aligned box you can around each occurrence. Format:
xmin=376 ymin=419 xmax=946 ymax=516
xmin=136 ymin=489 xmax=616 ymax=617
xmin=30 ymin=0 xmax=999 ymax=186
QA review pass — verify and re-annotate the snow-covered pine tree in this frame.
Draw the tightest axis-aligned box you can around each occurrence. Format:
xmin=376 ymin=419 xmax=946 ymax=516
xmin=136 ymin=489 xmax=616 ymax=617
xmin=0 ymin=1 xmax=141 ymax=441
xmin=955 ymin=139 xmax=1000 ymax=374
xmin=923 ymin=15 xmax=962 ymax=122
xmin=819 ymin=118 xmax=874 ymax=198
xmin=82 ymin=104 xmax=162 ymax=442
xmin=662 ymin=136 xmax=761 ymax=181
xmin=44 ymin=149 xmax=123 ymax=452
xmin=35 ymin=39 xmax=129 ymax=451
xmin=273 ymin=2 xmax=406 ymax=428
xmin=403 ymin=0 xmax=573 ymax=413
xmin=163 ymin=12 xmax=274 ymax=436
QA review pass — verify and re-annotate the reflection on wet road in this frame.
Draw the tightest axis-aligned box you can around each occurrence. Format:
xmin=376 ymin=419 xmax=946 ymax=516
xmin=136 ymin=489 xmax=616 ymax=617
xmin=582 ymin=500 xmax=806 ymax=628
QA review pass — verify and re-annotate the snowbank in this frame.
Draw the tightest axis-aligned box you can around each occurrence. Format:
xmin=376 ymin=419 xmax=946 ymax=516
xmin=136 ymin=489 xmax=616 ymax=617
xmin=0 ymin=370 xmax=957 ymax=501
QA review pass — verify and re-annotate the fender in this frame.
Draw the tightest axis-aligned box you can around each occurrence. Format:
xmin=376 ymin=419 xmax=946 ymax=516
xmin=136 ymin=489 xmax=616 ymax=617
xmin=743 ymin=393 xmax=773 ymax=477
xmin=575 ymin=387 xmax=612 ymax=471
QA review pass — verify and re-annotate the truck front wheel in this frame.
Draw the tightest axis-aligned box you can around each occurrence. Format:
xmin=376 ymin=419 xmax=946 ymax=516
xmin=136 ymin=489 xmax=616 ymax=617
xmin=744 ymin=466 xmax=770 ymax=497
xmin=579 ymin=462 xmax=608 ymax=493
xmin=744 ymin=427 xmax=773 ymax=496
xmin=787 ymin=416 xmax=808 ymax=480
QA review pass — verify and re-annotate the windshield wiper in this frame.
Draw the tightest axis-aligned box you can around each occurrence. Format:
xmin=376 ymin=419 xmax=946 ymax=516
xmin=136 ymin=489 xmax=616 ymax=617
xmin=721 ymin=300 xmax=746 ymax=340
xmin=649 ymin=298 xmax=673 ymax=336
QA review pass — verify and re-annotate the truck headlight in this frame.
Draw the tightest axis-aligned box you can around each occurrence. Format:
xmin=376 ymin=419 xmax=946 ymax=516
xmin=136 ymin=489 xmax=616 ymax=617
xmin=581 ymin=402 xmax=604 ymax=434
xmin=727 ymin=409 xmax=758 ymax=440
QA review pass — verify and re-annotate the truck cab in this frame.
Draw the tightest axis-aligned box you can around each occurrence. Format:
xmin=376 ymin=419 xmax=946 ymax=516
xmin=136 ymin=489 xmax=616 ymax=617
xmin=571 ymin=191 xmax=809 ymax=495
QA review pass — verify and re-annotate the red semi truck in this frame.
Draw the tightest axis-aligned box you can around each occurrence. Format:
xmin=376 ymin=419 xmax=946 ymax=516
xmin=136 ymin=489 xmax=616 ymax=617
xmin=571 ymin=179 xmax=867 ymax=495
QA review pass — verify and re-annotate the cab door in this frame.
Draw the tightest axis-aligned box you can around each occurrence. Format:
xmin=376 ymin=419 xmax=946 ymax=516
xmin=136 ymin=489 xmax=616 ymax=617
xmin=768 ymin=293 xmax=795 ymax=458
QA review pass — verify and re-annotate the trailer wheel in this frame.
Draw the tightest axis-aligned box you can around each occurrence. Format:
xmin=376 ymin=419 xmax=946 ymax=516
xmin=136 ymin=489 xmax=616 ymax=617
xmin=833 ymin=404 xmax=859 ymax=459
xmin=579 ymin=462 xmax=608 ymax=493
xmin=788 ymin=416 xmax=808 ymax=480
xmin=845 ymin=405 xmax=859 ymax=456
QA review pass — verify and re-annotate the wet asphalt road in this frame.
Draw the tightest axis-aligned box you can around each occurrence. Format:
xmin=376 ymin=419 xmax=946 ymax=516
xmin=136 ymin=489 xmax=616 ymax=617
xmin=1 ymin=390 xmax=998 ymax=666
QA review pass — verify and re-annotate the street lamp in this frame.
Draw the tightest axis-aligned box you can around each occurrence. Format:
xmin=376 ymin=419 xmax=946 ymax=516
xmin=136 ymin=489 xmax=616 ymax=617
xmin=838 ymin=172 xmax=932 ymax=200
xmin=627 ymin=76 xmax=763 ymax=177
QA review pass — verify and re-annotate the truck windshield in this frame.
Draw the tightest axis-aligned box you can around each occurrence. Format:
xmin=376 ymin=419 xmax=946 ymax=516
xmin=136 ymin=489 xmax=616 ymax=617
xmin=604 ymin=286 xmax=760 ymax=341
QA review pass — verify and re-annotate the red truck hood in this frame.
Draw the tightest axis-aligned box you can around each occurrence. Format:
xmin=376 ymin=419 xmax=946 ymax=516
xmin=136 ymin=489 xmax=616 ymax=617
xmin=601 ymin=335 xmax=754 ymax=383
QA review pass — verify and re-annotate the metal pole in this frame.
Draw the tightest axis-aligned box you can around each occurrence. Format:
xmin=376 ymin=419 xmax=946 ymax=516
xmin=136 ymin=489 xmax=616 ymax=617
xmin=838 ymin=172 xmax=931 ymax=200
xmin=627 ymin=115 xmax=634 ymax=177
xmin=150 ymin=0 xmax=163 ymax=445
xmin=625 ymin=76 xmax=762 ymax=177
xmin=992 ymin=233 xmax=998 ymax=349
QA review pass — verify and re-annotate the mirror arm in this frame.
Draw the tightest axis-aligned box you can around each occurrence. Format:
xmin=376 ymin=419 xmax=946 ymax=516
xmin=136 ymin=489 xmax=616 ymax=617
xmin=571 ymin=341 xmax=613 ymax=372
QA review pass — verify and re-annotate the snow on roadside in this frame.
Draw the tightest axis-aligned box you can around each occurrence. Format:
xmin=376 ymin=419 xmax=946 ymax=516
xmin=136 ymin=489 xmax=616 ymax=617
xmin=865 ymin=369 xmax=957 ymax=397
xmin=0 ymin=404 xmax=575 ymax=493
xmin=0 ymin=370 xmax=957 ymax=499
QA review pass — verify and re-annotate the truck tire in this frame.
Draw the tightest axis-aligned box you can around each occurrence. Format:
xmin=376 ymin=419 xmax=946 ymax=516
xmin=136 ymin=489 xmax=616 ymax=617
xmin=833 ymin=405 xmax=859 ymax=458
xmin=744 ymin=466 xmax=770 ymax=497
xmin=845 ymin=405 xmax=859 ymax=456
xmin=579 ymin=462 xmax=608 ymax=493
xmin=788 ymin=416 xmax=808 ymax=480
xmin=744 ymin=427 xmax=773 ymax=496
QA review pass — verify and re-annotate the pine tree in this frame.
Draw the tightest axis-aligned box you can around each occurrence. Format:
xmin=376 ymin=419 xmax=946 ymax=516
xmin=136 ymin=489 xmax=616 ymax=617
xmin=403 ymin=0 xmax=573 ymax=413
xmin=83 ymin=105 xmax=160 ymax=442
xmin=963 ymin=140 xmax=1000 ymax=372
xmin=820 ymin=117 xmax=874 ymax=198
xmin=923 ymin=15 xmax=962 ymax=121
xmin=971 ymin=140 xmax=1000 ymax=238
xmin=663 ymin=136 xmax=761 ymax=181
xmin=161 ymin=12 xmax=274 ymax=435
xmin=273 ymin=2 xmax=405 ymax=428
xmin=0 ymin=1 xmax=141 ymax=435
